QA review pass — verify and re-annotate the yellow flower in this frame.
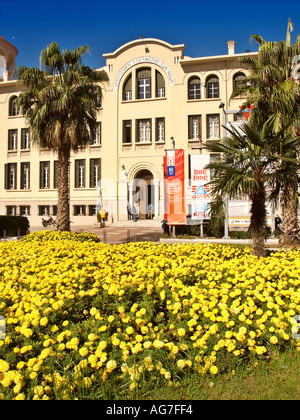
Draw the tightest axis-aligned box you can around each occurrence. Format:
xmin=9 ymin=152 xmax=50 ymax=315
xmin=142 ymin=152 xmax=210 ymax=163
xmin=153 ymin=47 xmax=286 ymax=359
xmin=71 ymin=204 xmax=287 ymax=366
xmin=210 ymin=366 xmax=218 ymax=375
xmin=0 ymin=360 xmax=9 ymax=373
xmin=270 ymin=336 xmax=278 ymax=345
xmin=106 ymin=360 xmax=117 ymax=372
xmin=79 ymin=347 xmax=89 ymax=357
xmin=178 ymin=328 xmax=186 ymax=337
xmin=126 ymin=326 xmax=134 ymax=335
xmin=40 ymin=317 xmax=48 ymax=327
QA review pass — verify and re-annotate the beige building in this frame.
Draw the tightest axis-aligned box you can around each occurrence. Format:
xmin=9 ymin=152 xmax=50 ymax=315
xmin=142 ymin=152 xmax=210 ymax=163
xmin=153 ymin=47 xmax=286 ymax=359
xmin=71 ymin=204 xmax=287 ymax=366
xmin=0 ymin=36 xmax=257 ymax=227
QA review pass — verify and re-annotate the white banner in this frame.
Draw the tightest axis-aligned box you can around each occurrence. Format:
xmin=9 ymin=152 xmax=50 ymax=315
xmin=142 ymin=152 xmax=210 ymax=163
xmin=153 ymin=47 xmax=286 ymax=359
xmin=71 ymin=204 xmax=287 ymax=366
xmin=190 ymin=155 xmax=211 ymax=220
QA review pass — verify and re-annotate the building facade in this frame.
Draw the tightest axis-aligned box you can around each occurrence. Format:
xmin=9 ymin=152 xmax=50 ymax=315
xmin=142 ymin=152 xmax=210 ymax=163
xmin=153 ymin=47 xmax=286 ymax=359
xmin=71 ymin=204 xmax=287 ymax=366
xmin=0 ymin=36 xmax=257 ymax=227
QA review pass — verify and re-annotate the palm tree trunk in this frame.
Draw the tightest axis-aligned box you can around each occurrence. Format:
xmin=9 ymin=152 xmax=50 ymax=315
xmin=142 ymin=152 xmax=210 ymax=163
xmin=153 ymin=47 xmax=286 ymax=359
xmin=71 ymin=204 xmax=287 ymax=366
xmin=56 ymin=144 xmax=71 ymax=232
xmin=250 ymin=185 xmax=267 ymax=258
xmin=280 ymin=186 xmax=299 ymax=245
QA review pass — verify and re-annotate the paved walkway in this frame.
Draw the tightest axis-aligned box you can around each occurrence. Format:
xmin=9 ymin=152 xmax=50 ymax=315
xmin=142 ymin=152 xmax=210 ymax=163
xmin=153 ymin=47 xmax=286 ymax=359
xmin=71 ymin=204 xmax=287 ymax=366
xmin=28 ymin=222 xmax=280 ymax=247
xmin=30 ymin=221 xmax=163 ymax=245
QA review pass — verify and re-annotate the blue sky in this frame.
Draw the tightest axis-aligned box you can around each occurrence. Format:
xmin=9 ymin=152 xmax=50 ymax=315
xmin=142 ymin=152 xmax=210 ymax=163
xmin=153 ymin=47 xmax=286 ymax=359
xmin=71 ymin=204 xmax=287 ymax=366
xmin=1 ymin=0 xmax=300 ymax=70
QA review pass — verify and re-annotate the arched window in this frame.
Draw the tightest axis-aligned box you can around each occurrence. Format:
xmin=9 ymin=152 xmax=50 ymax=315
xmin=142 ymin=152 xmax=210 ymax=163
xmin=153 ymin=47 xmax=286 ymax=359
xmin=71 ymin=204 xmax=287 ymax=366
xmin=123 ymin=73 xmax=132 ymax=101
xmin=206 ymin=75 xmax=219 ymax=99
xmin=136 ymin=67 xmax=151 ymax=99
xmin=188 ymin=76 xmax=201 ymax=100
xmin=233 ymin=72 xmax=246 ymax=91
xmin=8 ymin=95 xmax=18 ymax=116
xmin=156 ymin=70 xmax=165 ymax=98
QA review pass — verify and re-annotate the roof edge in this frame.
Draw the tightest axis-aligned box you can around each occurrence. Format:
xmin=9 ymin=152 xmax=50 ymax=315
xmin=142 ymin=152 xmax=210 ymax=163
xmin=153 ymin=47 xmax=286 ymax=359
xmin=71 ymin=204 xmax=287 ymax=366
xmin=103 ymin=38 xmax=185 ymax=59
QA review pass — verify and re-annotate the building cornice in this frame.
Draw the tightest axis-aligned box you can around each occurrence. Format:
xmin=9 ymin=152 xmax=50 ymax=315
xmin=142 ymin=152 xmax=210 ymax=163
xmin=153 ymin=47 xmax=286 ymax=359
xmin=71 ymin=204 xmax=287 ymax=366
xmin=103 ymin=38 xmax=185 ymax=59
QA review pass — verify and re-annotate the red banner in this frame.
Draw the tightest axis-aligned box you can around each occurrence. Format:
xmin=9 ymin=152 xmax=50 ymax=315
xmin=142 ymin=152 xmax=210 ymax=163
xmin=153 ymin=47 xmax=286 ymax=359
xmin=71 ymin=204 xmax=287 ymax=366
xmin=164 ymin=149 xmax=186 ymax=225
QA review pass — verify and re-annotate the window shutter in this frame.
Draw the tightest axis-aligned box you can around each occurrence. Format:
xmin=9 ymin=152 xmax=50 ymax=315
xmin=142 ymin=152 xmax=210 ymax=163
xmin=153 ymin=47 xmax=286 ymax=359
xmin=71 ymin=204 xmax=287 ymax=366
xmin=156 ymin=71 xmax=165 ymax=89
xmin=75 ymin=160 xmax=79 ymax=188
xmin=90 ymin=159 xmax=95 ymax=188
xmin=54 ymin=161 xmax=58 ymax=189
xmin=39 ymin=162 xmax=44 ymax=189
xmin=4 ymin=164 xmax=8 ymax=189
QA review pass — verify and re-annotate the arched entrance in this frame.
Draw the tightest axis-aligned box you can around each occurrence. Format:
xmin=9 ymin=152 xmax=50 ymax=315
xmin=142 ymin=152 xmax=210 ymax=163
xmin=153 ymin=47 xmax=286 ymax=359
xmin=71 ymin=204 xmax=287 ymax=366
xmin=133 ymin=169 xmax=153 ymax=220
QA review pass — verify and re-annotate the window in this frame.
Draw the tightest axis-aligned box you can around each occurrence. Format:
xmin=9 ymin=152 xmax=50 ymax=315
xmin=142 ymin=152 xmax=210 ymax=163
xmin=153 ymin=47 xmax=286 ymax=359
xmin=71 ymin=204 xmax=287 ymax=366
xmin=136 ymin=68 xmax=151 ymax=99
xmin=188 ymin=115 xmax=201 ymax=140
xmin=75 ymin=159 xmax=86 ymax=188
xmin=156 ymin=71 xmax=165 ymax=98
xmin=21 ymin=128 xmax=30 ymax=150
xmin=233 ymin=72 xmax=246 ymax=91
xmin=40 ymin=161 xmax=50 ymax=189
xmin=53 ymin=161 xmax=58 ymax=189
xmin=21 ymin=162 xmax=30 ymax=189
xmin=188 ymin=76 xmax=201 ymax=99
xmin=155 ymin=118 xmax=165 ymax=142
xmin=89 ymin=205 xmax=97 ymax=216
xmin=6 ymin=206 xmax=17 ymax=216
xmin=91 ymin=122 xmax=101 ymax=146
xmin=90 ymin=158 xmax=101 ymax=188
xmin=19 ymin=205 xmax=31 ymax=216
xmin=123 ymin=74 xmax=132 ymax=101
xmin=206 ymin=75 xmax=219 ymax=98
xmin=123 ymin=120 xmax=132 ymax=144
xmin=8 ymin=129 xmax=18 ymax=151
xmin=74 ymin=205 xmax=86 ymax=216
xmin=137 ymin=119 xmax=151 ymax=143
xmin=38 ymin=205 xmax=50 ymax=216
xmin=207 ymin=115 xmax=220 ymax=139
xmin=234 ymin=112 xmax=246 ymax=122
xmin=4 ymin=163 xmax=17 ymax=190
xmin=8 ymin=96 xmax=18 ymax=116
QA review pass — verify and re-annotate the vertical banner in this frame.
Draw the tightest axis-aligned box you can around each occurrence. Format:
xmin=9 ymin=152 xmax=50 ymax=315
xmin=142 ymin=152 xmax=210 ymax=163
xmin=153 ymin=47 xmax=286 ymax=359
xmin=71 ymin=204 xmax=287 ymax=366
xmin=191 ymin=154 xmax=211 ymax=220
xmin=164 ymin=149 xmax=186 ymax=225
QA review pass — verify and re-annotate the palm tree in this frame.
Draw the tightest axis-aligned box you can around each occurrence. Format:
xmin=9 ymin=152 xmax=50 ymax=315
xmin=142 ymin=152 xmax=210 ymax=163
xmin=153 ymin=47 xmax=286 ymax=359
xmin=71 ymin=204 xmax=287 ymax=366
xmin=206 ymin=120 xmax=300 ymax=257
xmin=17 ymin=42 xmax=108 ymax=231
xmin=231 ymin=27 xmax=300 ymax=244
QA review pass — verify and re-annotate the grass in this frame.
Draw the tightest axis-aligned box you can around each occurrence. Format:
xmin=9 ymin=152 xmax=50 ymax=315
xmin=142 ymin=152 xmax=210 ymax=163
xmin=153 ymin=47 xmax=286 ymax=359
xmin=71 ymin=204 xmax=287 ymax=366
xmin=124 ymin=347 xmax=300 ymax=400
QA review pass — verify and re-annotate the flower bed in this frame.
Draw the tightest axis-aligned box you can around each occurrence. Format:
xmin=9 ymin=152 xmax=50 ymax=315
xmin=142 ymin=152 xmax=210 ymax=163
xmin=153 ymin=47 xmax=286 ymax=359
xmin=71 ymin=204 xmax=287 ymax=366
xmin=0 ymin=231 xmax=300 ymax=399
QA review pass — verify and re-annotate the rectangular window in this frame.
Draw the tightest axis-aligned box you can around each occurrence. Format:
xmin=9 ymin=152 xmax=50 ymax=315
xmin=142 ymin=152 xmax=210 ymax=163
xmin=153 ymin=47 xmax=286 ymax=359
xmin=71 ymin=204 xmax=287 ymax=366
xmin=207 ymin=114 xmax=220 ymax=139
xmin=19 ymin=205 xmax=31 ymax=216
xmin=123 ymin=120 xmax=132 ymax=144
xmin=88 ymin=205 xmax=97 ymax=216
xmin=21 ymin=162 xmax=30 ymax=190
xmin=137 ymin=119 xmax=151 ymax=143
xmin=8 ymin=129 xmax=18 ymax=151
xmin=155 ymin=118 xmax=165 ymax=142
xmin=75 ymin=159 xmax=86 ymax=188
xmin=5 ymin=163 xmax=17 ymax=190
xmin=21 ymin=128 xmax=30 ymax=150
xmin=138 ymin=78 xmax=151 ymax=99
xmin=38 ymin=205 xmax=50 ymax=216
xmin=40 ymin=161 xmax=50 ymax=189
xmin=90 ymin=158 xmax=101 ymax=188
xmin=188 ymin=115 xmax=201 ymax=140
xmin=73 ymin=205 xmax=86 ymax=216
xmin=207 ymin=81 xmax=219 ymax=98
xmin=6 ymin=206 xmax=17 ymax=216
xmin=91 ymin=122 xmax=101 ymax=146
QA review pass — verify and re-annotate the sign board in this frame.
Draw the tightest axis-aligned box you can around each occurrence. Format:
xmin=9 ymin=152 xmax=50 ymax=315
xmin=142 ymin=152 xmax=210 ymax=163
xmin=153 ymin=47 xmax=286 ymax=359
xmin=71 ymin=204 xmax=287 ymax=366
xmin=164 ymin=150 xmax=186 ymax=225
xmin=190 ymin=155 xmax=211 ymax=220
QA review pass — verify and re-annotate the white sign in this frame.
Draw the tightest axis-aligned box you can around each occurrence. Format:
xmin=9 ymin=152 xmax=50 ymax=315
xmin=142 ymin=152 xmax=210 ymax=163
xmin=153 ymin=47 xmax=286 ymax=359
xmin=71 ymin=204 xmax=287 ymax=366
xmin=113 ymin=57 xmax=175 ymax=91
xmin=228 ymin=200 xmax=272 ymax=227
xmin=190 ymin=155 xmax=211 ymax=220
